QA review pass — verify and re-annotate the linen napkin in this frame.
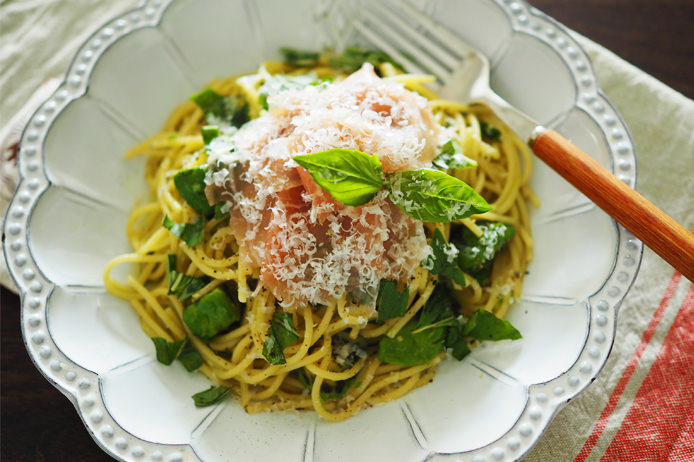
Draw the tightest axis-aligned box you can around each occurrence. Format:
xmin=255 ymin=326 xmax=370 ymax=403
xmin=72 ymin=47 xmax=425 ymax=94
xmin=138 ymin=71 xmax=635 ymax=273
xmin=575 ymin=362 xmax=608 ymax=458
xmin=1 ymin=1 xmax=692 ymax=460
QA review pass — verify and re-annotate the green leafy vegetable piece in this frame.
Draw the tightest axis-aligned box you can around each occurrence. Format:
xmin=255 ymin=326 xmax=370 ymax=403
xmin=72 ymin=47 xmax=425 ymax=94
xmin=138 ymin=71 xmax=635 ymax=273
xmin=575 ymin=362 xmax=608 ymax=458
xmin=378 ymin=316 xmax=446 ymax=367
xmin=480 ymin=121 xmax=501 ymax=142
xmin=201 ymin=125 xmax=219 ymax=145
xmin=376 ymin=280 xmax=410 ymax=322
xmin=320 ymin=376 xmax=357 ymax=401
xmin=292 ymin=368 xmax=314 ymax=391
xmin=280 ymin=47 xmax=320 ymax=67
xmin=446 ymin=323 xmax=472 ymax=360
xmin=173 ymin=167 xmax=214 ymax=218
xmin=214 ymin=201 xmax=231 ymax=221
xmin=461 ymin=309 xmax=522 ymax=341
xmin=192 ymin=386 xmax=230 ymax=407
xmin=451 ymin=222 xmax=516 ymax=275
xmin=178 ymin=342 xmax=204 ymax=372
xmin=433 ymin=139 xmax=478 ymax=170
xmin=294 ymin=149 xmax=384 ymax=206
xmin=258 ymin=93 xmax=268 ymax=110
xmin=378 ymin=286 xmax=457 ymax=366
xmin=182 ymin=288 xmax=241 ymax=340
xmin=151 ymin=337 xmax=186 ymax=365
xmin=162 ymin=215 xmax=205 ymax=247
xmin=190 ymin=88 xmax=249 ymax=127
xmin=422 ymin=228 xmax=467 ymax=288
xmin=328 ymin=46 xmax=404 ymax=73
xmin=387 ymin=169 xmax=492 ymax=222
xmin=167 ymin=255 xmax=210 ymax=301
xmin=262 ymin=312 xmax=300 ymax=365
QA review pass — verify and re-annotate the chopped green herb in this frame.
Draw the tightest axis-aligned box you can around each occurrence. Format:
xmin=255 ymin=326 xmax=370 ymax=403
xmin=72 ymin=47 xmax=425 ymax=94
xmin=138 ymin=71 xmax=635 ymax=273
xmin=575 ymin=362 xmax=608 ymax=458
xmin=480 ymin=121 xmax=501 ymax=142
xmin=280 ymin=47 xmax=321 ymax=67
xmin=387 ymin=169 xmax=492 ymax=223
xmin=451 ymin=222 xmax=515 ymax=280
xmin=190 ymin=88 xmax=249 ymax=127
xmin=262 ymin=312 xmax=300 ymax=365
xmin=461 ymin=309 xmax=521 ymax=341
xmin=433 ymin=139 xmax=478 ymax=170
xmin=182 ymin=288 xmax=241 ymax=340
xmin=258 ymin=93 xmax=268 ymax=110
xmin=320 ymin=376 xmax=357 ymax=401
xmin=192 ymin=386 xmax=230 ymax=407
xmin=376 ymin=280 xmax=409 ymax=322
xmin=292 ymin=368 xmax=314 ymax=392
xmin=328 ymin=46 xmax=403 ymax=73
xmin=201 ymin=125 xmax=219 ymax=145
xmin=378 ymin=286 xmax=458 ymax=366
xmin=178 ymin=342 xmax=204 ymax=372
xmin=173 ymin=167 xmax=214 ymax=218
xmin=151 ymin=337 xmax=186 ymax=365
xmin=422 ymin=228 xmax=467 ymax=288
xmin=294 ymin=149 xmax=384 ymax=206
xmin=213 ymin=201 xmax=231 ymax=221
xmin=446 ymin=322 xmax=472 ymax=360
xmin=162 ymin=215 xmax=205 ymax=247
xmin=167 ymin=255 xmax=210 ymax=301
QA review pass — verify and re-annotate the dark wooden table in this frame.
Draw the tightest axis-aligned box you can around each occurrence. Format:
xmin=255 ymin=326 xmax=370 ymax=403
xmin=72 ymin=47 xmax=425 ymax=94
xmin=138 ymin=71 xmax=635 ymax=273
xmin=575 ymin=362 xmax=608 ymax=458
xmin=2 ymin=1 xmax=692 ymax=460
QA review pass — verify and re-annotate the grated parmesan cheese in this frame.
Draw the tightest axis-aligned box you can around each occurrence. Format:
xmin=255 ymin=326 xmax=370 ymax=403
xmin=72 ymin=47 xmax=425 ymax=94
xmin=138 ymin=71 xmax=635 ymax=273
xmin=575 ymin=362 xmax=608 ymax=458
xmin=206 ymin=64 xmax=444 ymax=308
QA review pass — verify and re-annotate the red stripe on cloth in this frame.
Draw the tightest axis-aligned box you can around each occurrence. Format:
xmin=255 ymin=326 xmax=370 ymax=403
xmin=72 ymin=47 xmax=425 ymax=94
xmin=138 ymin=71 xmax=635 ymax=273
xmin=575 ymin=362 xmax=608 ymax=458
xmin=573 ymin=271 xmax=683 ymax=462
xmin=600 ymin=283 xmax=694 ymax=461
xmin=665 ymin=402 xmax=694 ymax=461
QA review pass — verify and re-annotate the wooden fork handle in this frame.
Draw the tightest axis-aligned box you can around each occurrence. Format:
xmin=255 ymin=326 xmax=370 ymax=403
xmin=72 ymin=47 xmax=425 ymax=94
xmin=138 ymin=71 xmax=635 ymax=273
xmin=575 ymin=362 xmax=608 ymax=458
xmin=531 ymin=128 xmax=694 ymax=281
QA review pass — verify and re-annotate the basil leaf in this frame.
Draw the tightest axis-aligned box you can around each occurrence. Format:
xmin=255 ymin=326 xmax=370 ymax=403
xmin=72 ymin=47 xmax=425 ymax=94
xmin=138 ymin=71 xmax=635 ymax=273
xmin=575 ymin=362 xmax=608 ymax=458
xmin=378 ymin=286 xmax=458 ymax=366
xmin=178 ymin=342 xmax=203 ymax=372
xmin=422 ymin=228 xmax=467 ymax=288
xmin=388 ymin=169 xmax=492 ymax=222
xmin=192 ymin=386 xmax=230 ymax=407
xmin=190 ymin=89 xmax=249 ymax=127
xmin=451 ymin=222 xmax=515 ymax=277
xmin=167 ymin=255 xmax=210 ymax=301
xmin=162 ymin=215 xmax=205 ymax=247
xmin=446 ymin=325 xmax=472 ymax=360
xmin=201 ymin=125 xmax=219 ymax=145
xmin=182 ymin=288 xmax=241 ymax=340
xmin=294 ymin=149 xmax=384 ymax=206
xmin=262 ymin=312 xmax=300 ymax=365
xmin=480 ymin=121 xmax=501 ymax=142
xmin=173 ymin=167 xmax=213 ymax=218
xmin=280 ymin=47 xmax=320 ymax=67
xmin=376 ymin=280 xmax=409 ymax=322
xmin=292 ymin=369 xmax=314 ymax=392
xmin=262 ymin=333 xmax=285 ymax=365
xmin=328 ymin=46 xmax=404 ymax=74
xmin=272 ymin=312 xmax=300 ymax=348
xmin=151 ymin=337 xmax=186 ymax=365
xmin=213 ymin=201 xmax=230 ymax=221
xmin=461 ymin=309 xmax=521 ymax=341
xmin=378 ymin=316 xmax=446 ymax=366
xmin=320 ymin=376 xmax=356 ymax=401
xmin=433 ymin=139 xmax=477 ymax=170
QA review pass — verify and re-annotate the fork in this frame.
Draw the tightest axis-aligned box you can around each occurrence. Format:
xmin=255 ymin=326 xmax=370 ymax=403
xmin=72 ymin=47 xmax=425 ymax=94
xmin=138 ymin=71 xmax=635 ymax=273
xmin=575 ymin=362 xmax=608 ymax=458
xmin=354 ymin=0 xmax=694 ymax=281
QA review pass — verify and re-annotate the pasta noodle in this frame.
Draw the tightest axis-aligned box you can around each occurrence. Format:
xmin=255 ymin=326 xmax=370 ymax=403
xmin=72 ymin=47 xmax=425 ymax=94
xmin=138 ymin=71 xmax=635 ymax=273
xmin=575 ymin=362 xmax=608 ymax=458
xmin=104 ymin=55 xmax=534 ymax=422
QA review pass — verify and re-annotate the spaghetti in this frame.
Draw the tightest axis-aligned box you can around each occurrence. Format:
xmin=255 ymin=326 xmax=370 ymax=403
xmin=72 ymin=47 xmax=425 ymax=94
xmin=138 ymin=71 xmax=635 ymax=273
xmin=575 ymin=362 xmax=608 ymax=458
xmin=104 ymin=52 xmax=536 ymax=422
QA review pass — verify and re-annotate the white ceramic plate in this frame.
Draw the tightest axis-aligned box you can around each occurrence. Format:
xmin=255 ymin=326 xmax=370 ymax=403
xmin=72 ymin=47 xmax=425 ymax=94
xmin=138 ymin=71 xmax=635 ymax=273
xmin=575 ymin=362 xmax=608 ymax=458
xmin=4 ymin=0 xmax=643 ymax=460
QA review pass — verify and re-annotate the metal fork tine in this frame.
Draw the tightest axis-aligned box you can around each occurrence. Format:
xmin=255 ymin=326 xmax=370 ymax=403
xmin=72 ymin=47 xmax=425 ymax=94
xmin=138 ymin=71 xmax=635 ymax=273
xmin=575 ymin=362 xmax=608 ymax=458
xmin=368 ymin=2 xmax=458 ymax=77
xmin=352 ymin=20 xmax=427 ymax=76
xmin=387 ymin=0 xmax=481 ymax=59
xmin=360 ymin=19 xmax=452 ymax=79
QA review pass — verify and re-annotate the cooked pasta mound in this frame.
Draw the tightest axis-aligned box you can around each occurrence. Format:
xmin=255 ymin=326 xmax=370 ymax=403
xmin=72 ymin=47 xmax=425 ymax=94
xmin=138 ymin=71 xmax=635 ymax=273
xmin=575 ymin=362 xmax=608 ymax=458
xmin=104 ymin=49 xmax=536 ymax=422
